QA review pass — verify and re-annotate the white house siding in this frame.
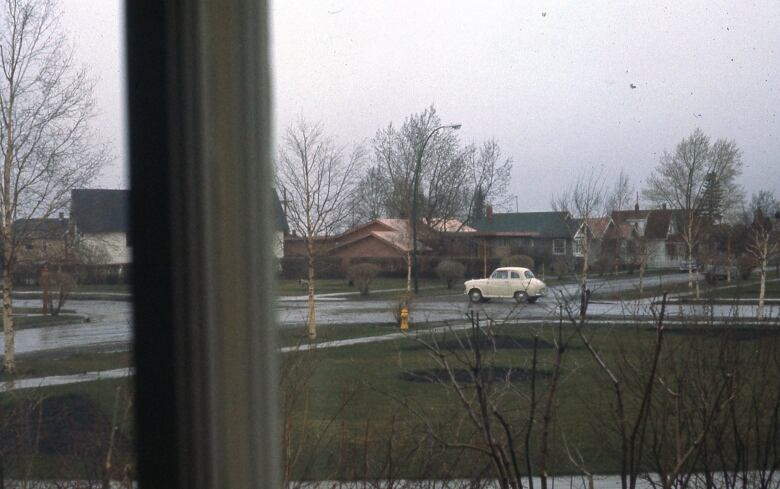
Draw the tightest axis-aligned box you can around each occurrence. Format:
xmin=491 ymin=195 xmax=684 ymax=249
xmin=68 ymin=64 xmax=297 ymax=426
xmin=647 ymin=241 xmax=680 ymax=269
xmin=83 ymin=232 xmax=132 ymax=264
xmin=273 ymin=231 xmax=284 ymax=259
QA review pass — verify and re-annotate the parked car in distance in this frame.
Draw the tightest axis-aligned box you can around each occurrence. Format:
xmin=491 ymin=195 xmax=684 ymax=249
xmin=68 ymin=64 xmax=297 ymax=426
xmin=704 ymin=264 xmax=737 ymax=283
xmin=464 ymin=267 xmax=547 ymax=304
xmin=678 ymin=260 xmax=699 ymax=272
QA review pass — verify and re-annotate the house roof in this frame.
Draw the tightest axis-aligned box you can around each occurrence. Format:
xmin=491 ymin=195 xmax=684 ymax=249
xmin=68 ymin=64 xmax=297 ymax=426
xmin=582 ymin=217 xmax=612 ymax=239
xmin=272 ymin=190 xmax=289 ymax=233
xmin=471 ymin=211 xmax=575 ymax=238
xmin=423 ymin=218 xmax=476 ymax=233
xmin=13 ymin=218 xmax=69 ymax=240
xmin=71 ymin=189 xmax=129 ymax=234
xmin=328 ymin=229 xmax=431 ymax=255
xmin=608 ymin=208 xmax=680 ymax=240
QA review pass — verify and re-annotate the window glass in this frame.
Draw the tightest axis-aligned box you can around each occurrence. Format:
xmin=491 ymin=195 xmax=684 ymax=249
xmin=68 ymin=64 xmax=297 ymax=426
xmin=272 ymin=2 xmax=780 ymax=486
xmin=553 ymin=238 xmax=566 ymax=255
xmin=510 ymin=271 xmax=520 ymax=279
xmin=0 ymin=1 xmax=134 ymax=485
xmin=492 ymin=270 xmax=508 ymax=279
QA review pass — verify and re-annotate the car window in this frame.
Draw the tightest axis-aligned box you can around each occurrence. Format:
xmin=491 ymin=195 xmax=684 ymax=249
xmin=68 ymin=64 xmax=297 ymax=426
xmin=510 ymin=271 xmax=520 ymax=279
xmin=492 ymin=270 xmax=508 ymax=279
xmin=525 ymin=271 xmax=534 ymax=279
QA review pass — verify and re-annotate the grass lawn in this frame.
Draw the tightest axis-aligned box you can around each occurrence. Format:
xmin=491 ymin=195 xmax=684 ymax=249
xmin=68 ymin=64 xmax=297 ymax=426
xmin=16 ymin=283 xmax=131 ymax=294
xmin=0 ymin=350 xmax=131 ymax=382
xmin=277 ymin=277 xmax=451 ymax=296
xmin=14 ymin=313 xmax=87 ymax=329
xmin=281 ymin=320 xmax=780 ymax=480
xmin=703 ymin=276 xmax=780 ymax=299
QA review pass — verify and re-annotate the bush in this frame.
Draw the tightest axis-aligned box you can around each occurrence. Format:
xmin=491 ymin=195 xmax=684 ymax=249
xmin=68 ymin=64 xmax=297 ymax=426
xmin=499 ymin=254 xmax=535 ymax=269
xmin=435 ymin=260 xmax=465 ymax=289
xmin=737 ymin=254 xmax=755 ymax=280
xmin=347 ymin=263 xmax=380 ymax=296
xmin=591 ymin=255 xmax=613 ymax=276
xmin=551 ymin=258 xmax=571 ymax=280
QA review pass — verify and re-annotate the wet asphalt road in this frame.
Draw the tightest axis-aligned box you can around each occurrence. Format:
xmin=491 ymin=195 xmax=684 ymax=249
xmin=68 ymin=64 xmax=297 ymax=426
xmin=2 ymin=272 xmax=776 ymax=357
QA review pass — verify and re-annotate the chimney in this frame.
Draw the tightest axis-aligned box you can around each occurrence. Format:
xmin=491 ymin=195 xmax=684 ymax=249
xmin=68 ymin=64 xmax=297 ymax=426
xmin=634 ymin=202 xmax=639 ymax=212
xmin=58 ymin=212 xmax=64 ymax=221
xmin=662 ymin=203 xmax=667 ymax=210
xmin=486 ymin=205 xmax=493 ymax=221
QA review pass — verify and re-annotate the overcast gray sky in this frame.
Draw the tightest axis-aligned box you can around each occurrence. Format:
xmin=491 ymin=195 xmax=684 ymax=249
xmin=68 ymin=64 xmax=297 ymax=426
xmin=59 ymin=1 xmax=778 ymax=212
xmin=271 ymin=0 xmax=780 ymax=212
xmin=60 ymin=0 xmax=127 ymax=189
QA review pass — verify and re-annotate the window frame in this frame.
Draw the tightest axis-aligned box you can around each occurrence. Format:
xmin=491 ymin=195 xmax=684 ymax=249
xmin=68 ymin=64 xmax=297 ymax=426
xmin=126 ymin=1 xmax=278 ymax=488
xmin=553 ymin=238 xmax=566 ymax=255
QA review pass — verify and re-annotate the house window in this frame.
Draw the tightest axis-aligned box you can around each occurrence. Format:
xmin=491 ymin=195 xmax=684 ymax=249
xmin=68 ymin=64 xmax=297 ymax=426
xmin=553 ymin=239 xmax=566 ymax=255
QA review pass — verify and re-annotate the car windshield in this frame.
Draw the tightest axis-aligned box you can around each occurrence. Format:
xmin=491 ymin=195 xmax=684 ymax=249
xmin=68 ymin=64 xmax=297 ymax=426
xmin=525 ymin=271 xmax=534 ymax=279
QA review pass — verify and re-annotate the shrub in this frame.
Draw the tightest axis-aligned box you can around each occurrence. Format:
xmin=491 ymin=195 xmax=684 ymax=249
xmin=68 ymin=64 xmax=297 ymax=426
xmin=737 ymin=254 xmax=755 ymax=280
xmin=551 ymin=258 xmax=570 ymax=280
xmin=591 ymin=255 xmax=613 ymax=276
xmin=435 ymin=260 xmax=466 ymax=289
xmin=499 ymin=254 xmax=535 ymax=269
xmin=347 ymin=263 xmax=380 ymax=296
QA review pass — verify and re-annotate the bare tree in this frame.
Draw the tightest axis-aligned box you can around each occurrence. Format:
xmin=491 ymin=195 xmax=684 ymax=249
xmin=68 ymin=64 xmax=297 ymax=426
xmin=644 ymin=129 xmax=743 ymax=299
xmin=604 ymin=169 xmax=634 ymax=216
xmin=0 ymin=0 xmax=107 ymax=372
xmin=362 ymin=106 xmax=511 ymax=227
xmin=275 ymin=118 xmax=362 ymax=339
xmin=551 ymin=168 xmax=606 ymax=291
xmin=745 ymin=208 xmax=778 ymax=320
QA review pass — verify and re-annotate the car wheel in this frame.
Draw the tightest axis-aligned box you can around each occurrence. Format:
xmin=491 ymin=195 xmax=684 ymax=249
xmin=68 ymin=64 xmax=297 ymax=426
xmin=514 ymin=291 xmax=528 ymax=304
xmin=469 ymin=289 xmax=483 ymax=303
xmin=527 ymin=297 xmax=538 ymax=304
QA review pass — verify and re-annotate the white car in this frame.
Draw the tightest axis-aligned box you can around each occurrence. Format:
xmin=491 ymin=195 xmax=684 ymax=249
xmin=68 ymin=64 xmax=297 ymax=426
xmin=464 ymin=267 xmax=547 ymax=304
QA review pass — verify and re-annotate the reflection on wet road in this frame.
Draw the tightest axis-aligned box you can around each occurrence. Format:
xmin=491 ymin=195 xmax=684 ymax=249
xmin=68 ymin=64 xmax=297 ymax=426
xmin=4 ymin=299 xmax=132 ymax=356
xmin=2 ymin=273 xmax=777 ymax=358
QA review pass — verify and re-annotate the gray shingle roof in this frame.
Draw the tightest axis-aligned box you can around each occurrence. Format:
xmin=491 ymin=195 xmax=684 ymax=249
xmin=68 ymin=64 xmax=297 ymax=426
xmin=71 ymin=189 xmax=129 ymax=234
xmin=13 ymin=218 xmax=69 ymax=240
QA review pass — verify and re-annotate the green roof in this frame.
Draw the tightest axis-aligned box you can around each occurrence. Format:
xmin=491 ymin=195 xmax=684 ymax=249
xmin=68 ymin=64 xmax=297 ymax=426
xmin=472 ymin=211 xmax=576 ymax=238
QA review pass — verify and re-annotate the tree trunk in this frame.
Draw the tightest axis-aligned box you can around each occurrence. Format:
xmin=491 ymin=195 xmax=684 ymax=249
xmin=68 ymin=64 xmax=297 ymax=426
xmin=306 ymin=242 xmax=316 ymax=340
xmin=726 ymin=236 xmax=732 ymax=283
xmin=2 ymin=260 xmax=14 ymax=373
xmin=405 ymin=251 xmax=411 ymax=296
xmin=757 ymin=238 xmax=767 ymax=320
xmin=639 ymin=260 xmax=645 ymax=295
xmin=687 ymin=240 xmax=700 ymax=299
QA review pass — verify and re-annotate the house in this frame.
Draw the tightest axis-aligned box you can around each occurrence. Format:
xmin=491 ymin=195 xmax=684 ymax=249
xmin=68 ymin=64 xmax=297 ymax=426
xmin=328 ymin=219 xmax=437 ymax=259
xmin=272 ymin=190 xmax=289 ymax=259
xmin=470 ymin=210 xmax=578 ymax=266
xmin=571 ymin=216 xmax=613 ymax=263
xmin=603 ymin=206 xmax=685 ymax=269
xmin=13 ymin=216 xmax=70 ymax=265
xmin=71 ymin=189 xmax=130 ymax=265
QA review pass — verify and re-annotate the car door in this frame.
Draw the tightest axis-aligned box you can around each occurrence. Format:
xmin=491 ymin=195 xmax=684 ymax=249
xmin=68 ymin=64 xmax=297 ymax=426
xmin=509 ymin=270 xmax=525 ymax=296
xmin=488 ymin=269 xmax=509 ymax=296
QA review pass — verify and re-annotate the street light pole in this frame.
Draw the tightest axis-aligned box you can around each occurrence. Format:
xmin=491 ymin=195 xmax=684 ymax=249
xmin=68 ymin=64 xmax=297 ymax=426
xmin=411 ymin=123 xmax=461 ymax=294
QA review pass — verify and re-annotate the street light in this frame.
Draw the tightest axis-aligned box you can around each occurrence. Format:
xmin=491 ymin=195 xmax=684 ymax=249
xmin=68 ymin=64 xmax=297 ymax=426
xmin=411 ymin=123 xmax=461 ymax=294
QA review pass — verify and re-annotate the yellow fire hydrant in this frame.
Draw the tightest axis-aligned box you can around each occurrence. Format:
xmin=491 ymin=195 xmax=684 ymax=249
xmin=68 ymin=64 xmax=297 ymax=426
xmin=399 ymin=307 xmax=410 ymax=331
